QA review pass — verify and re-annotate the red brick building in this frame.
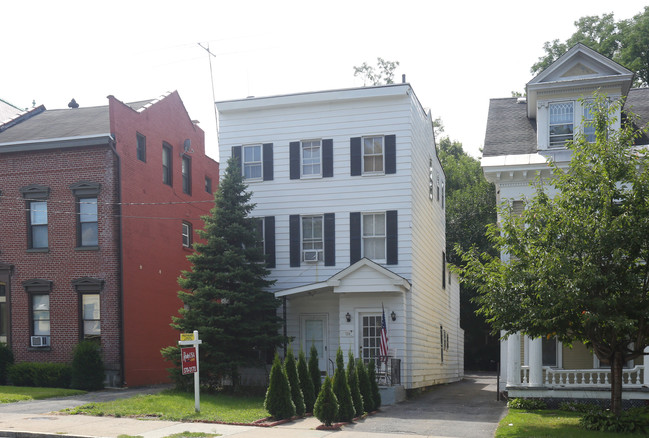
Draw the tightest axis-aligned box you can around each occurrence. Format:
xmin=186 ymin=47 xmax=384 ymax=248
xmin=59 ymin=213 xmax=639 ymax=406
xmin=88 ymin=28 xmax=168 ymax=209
xmin=0 ymin=92 xmax=219 ymax=386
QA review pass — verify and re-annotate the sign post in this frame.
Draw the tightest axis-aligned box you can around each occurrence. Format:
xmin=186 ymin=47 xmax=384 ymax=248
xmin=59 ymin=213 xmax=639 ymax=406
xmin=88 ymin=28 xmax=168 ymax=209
xmin=179 ymin=330 xmax=202 ymax=412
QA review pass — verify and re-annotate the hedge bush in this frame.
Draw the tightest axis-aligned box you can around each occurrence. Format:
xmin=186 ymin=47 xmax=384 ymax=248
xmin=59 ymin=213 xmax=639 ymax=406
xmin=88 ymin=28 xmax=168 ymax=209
xmin=367 ymin=359 xmax=381 ymax=410
xmin=284 ymin=348 xmax=305 ymax=416
xmin=308 ymin=343 xmax=321 ymax=395
xmin=347 ymin=351 xmax=363 ymax=417
xmin=314 ymin=375 xmax=338 ymax=427
xmin=264 ymin=354 xmax=295 ymax=420
xmin=71 ymin=341 xmax=105 ymax=390
xmin=8 ymin=362 xmax=72 ymax=388
xmin=507 ymin=397 xmax=547 ymax=410
xmin=356 ymin=359 xmax=374 ymax=413
xmin=332 ymin=347 xmax=354 ymax=422
xmin=580 ymin=408 xmax=649 ymax=433
xmin=297 ymin=349 xmax=315 ymax=413
xmin=0 ymin=343 xmax=14 ymax=385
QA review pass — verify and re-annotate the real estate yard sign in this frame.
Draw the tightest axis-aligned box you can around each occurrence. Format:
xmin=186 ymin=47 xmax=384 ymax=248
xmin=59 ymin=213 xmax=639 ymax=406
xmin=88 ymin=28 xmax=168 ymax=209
xmin=179 ymin=330 xmax=202 ymax=412
xmin=181 ymin=347 xmax=197 ymax=375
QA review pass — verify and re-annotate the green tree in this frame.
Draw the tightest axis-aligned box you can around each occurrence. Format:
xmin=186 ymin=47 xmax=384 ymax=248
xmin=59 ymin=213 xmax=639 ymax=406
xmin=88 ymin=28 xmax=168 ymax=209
xmin=356 ymin=359 xmax=374 ymax=413
xmin=332 ymin=347 xmax=354 ymax=422
xmin=264 ymin=354 xmax=295 ymax=420
xmin=70 ymin=341 xmax=104 ymax=390
xmin=166 ymin=156 xmax=284 ymax=389
xmin=308 ymin=343 xmax=321 ymax=395
xmin=438 ymin=136 xmax=498 ymax=370
xmin=297 ymin=348 xmax=316 ymax=413
xmin=456 ymin=95 xmax=649 ymax=416
xmin=313 ymin=376 xmax=338 ymax=427
xmin=353 ymin=57 xmax=400 ymax=86
xmin=346 ymin=351 xmax=363 ymax=417
xmin=531 ymin=8 xmax=649 ymax=86
xmin=367 ymin=359 xmax=381 ymax=410
xmin=284 ymin=348 xmax=305 ymax=416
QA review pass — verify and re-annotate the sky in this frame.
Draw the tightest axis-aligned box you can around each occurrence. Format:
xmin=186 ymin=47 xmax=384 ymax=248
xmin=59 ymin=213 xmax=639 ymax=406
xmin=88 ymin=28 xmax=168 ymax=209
xmin=2 ymin=0 xmax=647 ymax=160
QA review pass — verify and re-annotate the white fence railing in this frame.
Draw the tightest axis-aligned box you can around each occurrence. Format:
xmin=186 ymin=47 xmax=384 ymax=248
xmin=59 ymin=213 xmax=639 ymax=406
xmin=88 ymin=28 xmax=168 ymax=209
xmin=520 ymin=365 xmax=645 ymax=388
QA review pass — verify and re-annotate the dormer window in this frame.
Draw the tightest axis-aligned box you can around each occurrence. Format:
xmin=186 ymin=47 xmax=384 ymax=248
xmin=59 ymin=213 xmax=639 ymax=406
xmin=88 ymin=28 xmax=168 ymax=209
xmin=549 ymin=102 xmax=574 ymax=147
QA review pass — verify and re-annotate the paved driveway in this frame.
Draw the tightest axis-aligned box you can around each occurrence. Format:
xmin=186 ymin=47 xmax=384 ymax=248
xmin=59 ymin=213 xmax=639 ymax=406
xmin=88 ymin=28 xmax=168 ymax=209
xmin=343 ymin=373 xmax=507 ymax=437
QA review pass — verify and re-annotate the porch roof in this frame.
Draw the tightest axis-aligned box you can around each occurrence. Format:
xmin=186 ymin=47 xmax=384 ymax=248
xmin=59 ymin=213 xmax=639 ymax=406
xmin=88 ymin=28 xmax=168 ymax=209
xmin=274 ymin=258 xmax=411 ymax=298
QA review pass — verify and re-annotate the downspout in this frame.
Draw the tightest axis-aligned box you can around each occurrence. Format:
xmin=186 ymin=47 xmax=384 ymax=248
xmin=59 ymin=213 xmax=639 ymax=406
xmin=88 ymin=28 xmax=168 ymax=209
xmin=283 ymin=297 xmax=287 ymax=356
xmin=108 ymin=137 xmax=125 ymax=386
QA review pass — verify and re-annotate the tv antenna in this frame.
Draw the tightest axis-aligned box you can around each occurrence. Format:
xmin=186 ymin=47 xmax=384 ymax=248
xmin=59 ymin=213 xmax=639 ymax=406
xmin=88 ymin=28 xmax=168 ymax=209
xmin=198 ymin=42 xmax=219 ymax=137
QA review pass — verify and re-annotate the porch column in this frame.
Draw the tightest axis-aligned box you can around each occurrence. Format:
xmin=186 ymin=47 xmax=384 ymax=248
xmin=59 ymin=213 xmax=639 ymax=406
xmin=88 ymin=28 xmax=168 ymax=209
xmin=529 ymin=337 xmax=543 ymax=387
xmin=506 ymin=332 xmax=521 ymax=386
xmin=644 ymin=346 xmax=649 ymax=386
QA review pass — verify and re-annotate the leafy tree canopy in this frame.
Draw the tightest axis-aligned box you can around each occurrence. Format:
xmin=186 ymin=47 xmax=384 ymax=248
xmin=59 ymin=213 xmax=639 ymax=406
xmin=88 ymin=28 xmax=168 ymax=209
xmin=531 ymin=7 xmax=649 ymax=87
xmin=456 ymin=94 xmax=649 ymax=414
xmin=353 ymin=57 xmax=400 ymax=86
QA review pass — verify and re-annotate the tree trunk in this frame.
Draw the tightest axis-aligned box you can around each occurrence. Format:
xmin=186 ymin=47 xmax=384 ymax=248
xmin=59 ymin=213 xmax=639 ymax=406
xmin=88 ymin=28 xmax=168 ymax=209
xmin=610 ymin=351 xmax=624 ymax=416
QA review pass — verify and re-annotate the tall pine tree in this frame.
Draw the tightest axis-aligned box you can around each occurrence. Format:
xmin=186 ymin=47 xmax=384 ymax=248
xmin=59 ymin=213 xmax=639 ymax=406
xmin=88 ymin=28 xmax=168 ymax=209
xmin=166 ymin=156 xmax=284 ymax=388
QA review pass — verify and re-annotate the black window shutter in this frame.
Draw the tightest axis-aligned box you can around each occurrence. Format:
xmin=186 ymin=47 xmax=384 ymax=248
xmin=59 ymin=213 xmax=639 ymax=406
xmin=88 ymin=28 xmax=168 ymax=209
xmin=289 ymin=141 xmax=300 ymax=180
xmin=265 ymin=216 xmax=276 ymax=268
xmin=350 ymin=212 xmax=361 ymax=264
xmin=323 ymin=139 xmax=333 ymax=178
xmin=386 ymin=210 xmax=398 ymax=265
xmin=289 ymin=215 xmax=300 ymax=267
xmin=385 ymin=135 xmax=396 ymax=174
xmin=350 ymin=137 xmax=361 ymax=176
xmin=324 ymin=213 xmax=335 ymax=266
xmin=263 ymin=143 xmax=273 ymax=181
xmin=232 ymin=146 xmax=242 ymax=170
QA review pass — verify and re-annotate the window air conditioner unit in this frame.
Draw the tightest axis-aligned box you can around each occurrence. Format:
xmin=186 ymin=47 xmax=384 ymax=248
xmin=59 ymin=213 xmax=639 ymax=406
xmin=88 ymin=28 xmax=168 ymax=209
xmin=303 ymin=250 xmax=320 ymax=262
xmin=30 ymin=336 xmax=50 ymax=347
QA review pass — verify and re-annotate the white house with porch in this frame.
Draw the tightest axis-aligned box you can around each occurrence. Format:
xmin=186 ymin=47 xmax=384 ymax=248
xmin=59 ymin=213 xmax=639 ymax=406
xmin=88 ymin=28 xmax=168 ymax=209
xmin=217 ymin=84 xmax=463 ymax=399
xmin=482 ymin=43 xmax=649 ymax=402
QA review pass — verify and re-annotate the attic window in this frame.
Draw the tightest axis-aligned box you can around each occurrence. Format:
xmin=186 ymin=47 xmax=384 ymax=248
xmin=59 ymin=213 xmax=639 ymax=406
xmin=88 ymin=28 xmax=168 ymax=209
xmin=549 ymin=102 xmax=574 ymax=147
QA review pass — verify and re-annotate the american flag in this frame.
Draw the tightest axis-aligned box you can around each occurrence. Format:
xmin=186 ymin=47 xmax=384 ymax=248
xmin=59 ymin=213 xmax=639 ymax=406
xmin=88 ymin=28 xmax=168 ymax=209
xmin=380 ymin=304 xmax=389 ymax=361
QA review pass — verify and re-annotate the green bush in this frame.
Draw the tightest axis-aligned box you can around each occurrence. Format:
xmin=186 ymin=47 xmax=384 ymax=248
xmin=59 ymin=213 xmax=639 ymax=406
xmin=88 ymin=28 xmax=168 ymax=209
xmin=347 ymin=351 xmax=363 ymax=417
xmin=0 ymin=343 xmax=14 ymax=385
xmin=8 ymin=362 xmax=72 ymax=388
xmin=71 ymin=341 xmax=105 ymax=390
xmin=580 ymin=408 xmax=649 ymax=433
xmin=332 ymin=347 xmax=354 ymax=422
xmin=356 ymin=359 xmax=374 ymax=413
xmin=297 ymin=349 xmax=315 ymax=413
xmin=308 ymin=343 xmax=321 ymax=395
xmin=507 ymin=398 xmax=547 ymax=410
xmin=559 ymin=401 xmax=598 ymax=412
xmin=284 ymin=348 xmax=305 ymax=416
xmin=367 ymin=359 xmax=381 ymax=410
xmin=161 ymin=345 xmax=193 ymax=391
xmin=314 ymin=376 xmax=338 ymax=427
xmin=264 ymin=354 xmax=295 ymax=420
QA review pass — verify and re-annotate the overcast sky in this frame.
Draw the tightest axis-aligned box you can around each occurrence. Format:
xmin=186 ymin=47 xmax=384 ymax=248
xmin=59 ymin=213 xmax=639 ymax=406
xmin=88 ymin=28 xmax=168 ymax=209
xmin=2 ymin=0 xmax=647 ymax=160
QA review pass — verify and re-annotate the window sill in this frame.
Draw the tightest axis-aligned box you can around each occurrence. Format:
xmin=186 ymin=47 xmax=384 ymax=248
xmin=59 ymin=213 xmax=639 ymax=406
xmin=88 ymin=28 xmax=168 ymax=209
xmin=27 ymin=347 xmax=51 ymax=352
xmin=75 ymin=246 xmax=99 ymax=251
xmin=361 ymin=172 xmax=386 ymax=177
xmin=27 ymin=248 xmax=49 ymax=253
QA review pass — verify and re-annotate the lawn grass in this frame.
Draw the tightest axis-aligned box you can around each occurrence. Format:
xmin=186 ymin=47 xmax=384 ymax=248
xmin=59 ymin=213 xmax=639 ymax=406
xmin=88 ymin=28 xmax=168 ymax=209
xmin=497 ymin=409 xmax=647 ymax=437
xmin=0 ymin=386 xmax=86 ymax=403
xmin=64 ymin=389 xmax=267 ymax=424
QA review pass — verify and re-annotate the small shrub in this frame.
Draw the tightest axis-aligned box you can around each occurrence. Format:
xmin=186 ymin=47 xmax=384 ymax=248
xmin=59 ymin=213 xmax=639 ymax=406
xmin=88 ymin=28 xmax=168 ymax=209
xmin=559 ymin=401 xmax=598 ymax=412
xmin=0 ymin=343 xmax=14 ymax=385
xmin=347 ymin=351 xmax=363 ymax=417
xmin=580 ymin=408 xmax=649 ymax=433
xmin=507 ymin=397 xmax=547 ymax=410
xmin=356 ymin=359 xmax=374 ymax=413
xmin=332 ymin=347 xmax=354 ymax=422
xmin=314 ymin=376 xmax=338 ymax=427
xmin=161 ymin=345 xmax=193 ymax=391
xmin=264 ymin=354 xmax=295 ymax=420
xmin=297 ymin=349 xmax=316 ymax=413
xmin=71 ymin=341 xmax=105 ymax=390
xmin=8 ymin=362 xmax=72 ymax=388
xmin=308 ymin=343 xmax=321 ymax=395
xmin=367 ymin=359 xmax=381 ymax=410
xmin=284 ymin=348 xmax=305 ymax=416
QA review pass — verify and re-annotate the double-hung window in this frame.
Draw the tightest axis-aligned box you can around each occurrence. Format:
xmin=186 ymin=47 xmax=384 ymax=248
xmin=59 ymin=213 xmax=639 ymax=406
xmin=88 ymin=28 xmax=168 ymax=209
xmin=78 ymin=198 xmax=98 ymax=247
xmin=302 ymin=216 xmax=323 ymax=262
xmin=82 ymin=294 xmax=101 ymax=340
xmin=255 ymin=218 xmax=265 ymax=252
xmin=583 ymin=101 xmax=598 ymax=143
xmin=29 ymin=201 xmax=48 ymax=249
xmin=549 ymin=102 xmax=574 ymax=147
xmin=162 ymin=143 xmax=172 ymax=185
xmin=243 ymin=145 xmax=262 ymax=179
xmin=362 ymin=213 xmax=386 ymax=261
xmin=363 ymin=136 xmax=384 ymax=174
xmin=136 ymin=132 xmax=146 ymax=162
xmin=32 ymin=294 xmax=50 ymax=340
xmin=301 ymin=140 xmax=321 ymax=177
xmin=182 ymin=221 xmax=192 ymax=248
xmin=182 ymin=155 xmax=192 ymax=195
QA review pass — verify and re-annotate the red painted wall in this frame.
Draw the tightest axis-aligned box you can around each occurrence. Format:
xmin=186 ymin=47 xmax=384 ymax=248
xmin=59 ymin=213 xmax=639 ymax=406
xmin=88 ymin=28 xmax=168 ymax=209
xmin=109 ymin=92 xmax=219 ymax=385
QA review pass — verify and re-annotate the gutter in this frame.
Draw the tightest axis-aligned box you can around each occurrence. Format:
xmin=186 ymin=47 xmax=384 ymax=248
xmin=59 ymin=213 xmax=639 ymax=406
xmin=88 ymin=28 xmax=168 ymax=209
xmin=0 ymin=134 xmax=113 ymax=153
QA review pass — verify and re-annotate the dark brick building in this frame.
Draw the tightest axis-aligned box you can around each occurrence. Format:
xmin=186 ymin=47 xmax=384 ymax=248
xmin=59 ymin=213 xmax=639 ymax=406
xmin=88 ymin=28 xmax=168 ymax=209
xmin=0 ymin=92 xmax=219 ymax=386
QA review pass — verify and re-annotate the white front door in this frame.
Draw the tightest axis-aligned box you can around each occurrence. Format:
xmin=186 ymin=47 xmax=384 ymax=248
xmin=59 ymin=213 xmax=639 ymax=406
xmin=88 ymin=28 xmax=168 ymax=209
xmin=301 ymin=315 xmax=328 ymax=372
xmin=359 ymin=313 xmax=382 ymax=364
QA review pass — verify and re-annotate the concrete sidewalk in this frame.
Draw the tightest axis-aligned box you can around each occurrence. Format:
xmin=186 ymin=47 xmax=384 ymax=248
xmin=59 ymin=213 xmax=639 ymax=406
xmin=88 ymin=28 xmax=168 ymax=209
xmin=0 ymin=373 xmax=506 ymax=438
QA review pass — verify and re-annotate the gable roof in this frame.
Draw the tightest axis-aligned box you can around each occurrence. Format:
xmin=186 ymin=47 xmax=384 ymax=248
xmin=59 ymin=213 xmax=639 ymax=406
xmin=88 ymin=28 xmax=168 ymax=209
xmin=0 ymin=99 xmax=23 ymax=123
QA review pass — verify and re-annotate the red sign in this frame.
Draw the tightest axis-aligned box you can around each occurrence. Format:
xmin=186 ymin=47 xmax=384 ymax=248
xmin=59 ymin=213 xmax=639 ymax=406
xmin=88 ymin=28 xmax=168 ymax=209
xmin=181 ymin=347 xmax=197 ymax=375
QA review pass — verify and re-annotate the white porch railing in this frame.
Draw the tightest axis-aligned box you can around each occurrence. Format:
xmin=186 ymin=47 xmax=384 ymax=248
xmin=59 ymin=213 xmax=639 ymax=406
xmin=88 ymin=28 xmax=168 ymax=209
xmin=520 ymin=365 xmax=645 ymax=388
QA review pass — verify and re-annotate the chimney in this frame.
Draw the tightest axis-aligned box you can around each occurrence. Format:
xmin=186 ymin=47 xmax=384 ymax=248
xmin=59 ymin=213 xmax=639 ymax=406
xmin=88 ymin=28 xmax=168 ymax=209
xmin=402 ymin=74 xmax=406 ymax=84
xmin=68 ymin=98 xmax=79 ymax=109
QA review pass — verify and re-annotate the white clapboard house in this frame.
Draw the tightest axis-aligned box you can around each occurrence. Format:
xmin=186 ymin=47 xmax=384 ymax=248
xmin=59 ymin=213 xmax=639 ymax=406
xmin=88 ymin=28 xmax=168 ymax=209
xmin=217 ymin=83 xmax=463 ymax=398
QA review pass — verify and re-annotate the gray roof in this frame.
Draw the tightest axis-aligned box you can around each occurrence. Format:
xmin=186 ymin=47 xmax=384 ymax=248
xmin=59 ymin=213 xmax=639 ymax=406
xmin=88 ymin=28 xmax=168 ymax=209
xmin=483 ymin=88 xmax=649 ymax=157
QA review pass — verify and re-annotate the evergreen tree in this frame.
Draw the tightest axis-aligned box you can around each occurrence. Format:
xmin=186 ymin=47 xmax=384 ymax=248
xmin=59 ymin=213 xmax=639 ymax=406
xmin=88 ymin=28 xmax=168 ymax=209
xmin=332 ymin=347 xmax=354 ymax=422
xmin=264 ymin=354 xmax=295 ymax=420
xmin=313 ymin=376 xmax=338 ymax=427
xmin=308 ymin=343 xmax=321 ymax=395
xmin=70 ymin=341 xmax=104 ymax=390
xmin=367 ymin=359 xmax=381 ymax=410
xmin=297 ymin=348 xmax=316 ymax=413
xmin=347 ymin=350 xmax=363 ymax=417
xmin=165 ymin=156 xmax=284 ymax=388
xmin=284 ymin=347 xmax=305 ymax=416
xmin=356 ymin=359 xmax=374 ymax=413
